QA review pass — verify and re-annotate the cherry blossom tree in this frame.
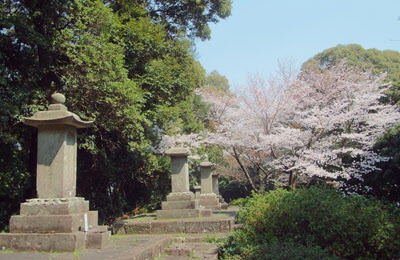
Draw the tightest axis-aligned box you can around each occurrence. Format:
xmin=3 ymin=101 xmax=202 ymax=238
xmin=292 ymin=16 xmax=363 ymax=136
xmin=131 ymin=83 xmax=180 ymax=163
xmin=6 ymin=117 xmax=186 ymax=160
xmin=194 ymin=61 xmax=400 ymax=192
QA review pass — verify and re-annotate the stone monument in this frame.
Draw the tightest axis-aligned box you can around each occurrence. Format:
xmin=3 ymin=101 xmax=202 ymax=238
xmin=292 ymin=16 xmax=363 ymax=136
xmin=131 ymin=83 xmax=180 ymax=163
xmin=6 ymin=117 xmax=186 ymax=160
xmin=212 ymin=172 xmax=228 ymax=209
xmin=198 ymin=156 xmax=222 ymax=210
xmin=0 ymin=93 xmax=110 ymax=252
xmin=193 ymin=185 xmax=201 ymax=199
xmin=157 ymin=141 xmax=211 ymax=219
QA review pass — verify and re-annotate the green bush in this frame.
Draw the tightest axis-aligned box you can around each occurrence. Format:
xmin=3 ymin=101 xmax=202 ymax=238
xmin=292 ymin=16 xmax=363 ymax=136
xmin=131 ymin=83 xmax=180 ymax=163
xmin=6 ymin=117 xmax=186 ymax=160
xmin=220 ymin=187 xmax=400 ymax=260
xmin=242 ymin=241 xmax=341 ymax=260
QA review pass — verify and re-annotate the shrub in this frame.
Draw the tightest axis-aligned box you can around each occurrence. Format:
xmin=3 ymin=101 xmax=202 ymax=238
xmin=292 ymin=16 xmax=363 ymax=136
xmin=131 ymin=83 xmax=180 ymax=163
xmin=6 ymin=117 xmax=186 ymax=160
xmin=220 ymin=187 xmax=400 ymax=260
xmin=243 ymin=241 xmax=341 ymax=260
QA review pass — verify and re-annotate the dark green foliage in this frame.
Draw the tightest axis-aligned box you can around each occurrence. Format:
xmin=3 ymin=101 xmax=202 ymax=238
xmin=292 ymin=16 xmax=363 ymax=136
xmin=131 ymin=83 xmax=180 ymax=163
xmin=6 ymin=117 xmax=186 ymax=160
xmin=372 ymin=125 xmax=400 ymax=202
xmin=108 ymin=0 xmax=232 ymax=40
xmin=342 ymin=125 xmax=400 ymax=203
xmin=1 ymin=0 xmax=71 ymax=231
xmin=221 ymin=187 xmax=400 ymax=260
xmin=219 ymin=176 xmax=250 ymax=203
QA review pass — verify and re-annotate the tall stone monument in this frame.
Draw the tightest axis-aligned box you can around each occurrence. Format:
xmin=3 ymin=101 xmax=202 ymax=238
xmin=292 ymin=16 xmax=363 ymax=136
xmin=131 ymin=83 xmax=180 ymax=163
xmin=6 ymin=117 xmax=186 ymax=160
xmin=198 ymin=156 xmax=222 ymax=210
xmin=157 ymin=141 xmax=211 ymax=219
xmin=0 ymin=93 xmax=110 ymax=252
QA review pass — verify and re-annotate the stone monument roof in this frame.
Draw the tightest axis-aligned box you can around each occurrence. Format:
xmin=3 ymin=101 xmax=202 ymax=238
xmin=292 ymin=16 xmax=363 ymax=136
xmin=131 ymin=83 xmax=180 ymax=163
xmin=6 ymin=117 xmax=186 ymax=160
xmin=199 ymin=155 xmax=214 ymax=168
xmin=22 ymin=93 xmax=93 ymax=128
xmin=165 ymin=140 xmax=191 ymax=157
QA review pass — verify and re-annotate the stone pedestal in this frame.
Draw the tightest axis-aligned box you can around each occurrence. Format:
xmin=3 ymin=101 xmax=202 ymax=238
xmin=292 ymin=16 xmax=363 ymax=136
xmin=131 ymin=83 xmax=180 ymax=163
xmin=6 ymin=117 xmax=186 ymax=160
xmin=198 ymin=158 xmax=222 ymax=210
xmin=157 ymin=141 xmax=211 ymax=219
xmin=0 ymin=93 xmax=110 ymax=252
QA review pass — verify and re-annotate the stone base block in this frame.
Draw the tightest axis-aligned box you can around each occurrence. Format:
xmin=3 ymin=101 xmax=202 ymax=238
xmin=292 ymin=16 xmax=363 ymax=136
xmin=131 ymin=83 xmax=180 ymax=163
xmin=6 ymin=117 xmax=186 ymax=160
xmin=90 ymin=225 xmax=109 ymax=232
xmin=166 ymin=192 xmax=195 ymax=201
xmin=156 ymin=209 xmax=211 ymax=219
xmin=157 ymin=209 xmax=201 ymax=219
xmin=87 ymin=210 xmax=99 ymax=228
xmin=20 ymin=197 xmax=89 ymax=215
xmin=161 ymin=200 xmax=198 ymax=210
xmin=10 ymin=211 xmax=98 ymax=233
xmin=199 ymin=198 xmax=220 ymax=206
xmin=123 ymin=222 xmax=152 ymax=234
xmin=85 ymin=230 xmax=110 ymax=249
xmin=198 ymin=194 xmax=221 ymax=210
xmin=164 ymin=243 xmax=194 ymax=257
xmin=0 ymin=232 xmax=86 ymax=252
xmin=221 ymin=203 xmax=229 ymax=210
xmin=200 ymin=209 xmax=212 ymax=217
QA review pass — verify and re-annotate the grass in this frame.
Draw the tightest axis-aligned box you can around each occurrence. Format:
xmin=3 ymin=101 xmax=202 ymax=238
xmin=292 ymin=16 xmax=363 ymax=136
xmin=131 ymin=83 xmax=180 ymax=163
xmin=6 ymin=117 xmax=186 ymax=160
xmin=0 ymin=247 xmax=14 ymax=253
xmin=154 ymin=253 xmax=167 ymax=260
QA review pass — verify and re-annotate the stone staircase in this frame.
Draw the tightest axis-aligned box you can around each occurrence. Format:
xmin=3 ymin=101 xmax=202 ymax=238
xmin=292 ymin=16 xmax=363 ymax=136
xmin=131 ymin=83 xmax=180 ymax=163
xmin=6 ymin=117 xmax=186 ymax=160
xmin=160 ymin=236 xmax=220 ymax=260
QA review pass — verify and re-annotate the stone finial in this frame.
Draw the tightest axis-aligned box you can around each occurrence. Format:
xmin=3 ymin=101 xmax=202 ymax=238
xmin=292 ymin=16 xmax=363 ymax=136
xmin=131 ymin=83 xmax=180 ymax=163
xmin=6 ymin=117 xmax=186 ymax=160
xmin=200 ymin=155 xmax=213 ymax=168
xmin=175 ymin=139 xmax=183 ymax=147
xmin=165 ymin=139 xmax=191 ymax=157
xmin=51 ymin=93 xmax=66 ymax=104
xmin=49 ymin=93 xmax=67 ymax=111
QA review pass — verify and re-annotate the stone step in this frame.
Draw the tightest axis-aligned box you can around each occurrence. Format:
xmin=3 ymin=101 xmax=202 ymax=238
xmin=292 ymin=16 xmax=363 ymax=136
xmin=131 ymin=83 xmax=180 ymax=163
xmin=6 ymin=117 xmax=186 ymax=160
xmin=156 ymin=208 xmax=212 ymax=219
xmin=113 ymin=216 xmax=235 ymax=234
xmin=162 ymin=242 xmax=218 ymax=260
xmin=203 ymin=204 xmax=223 ymax=210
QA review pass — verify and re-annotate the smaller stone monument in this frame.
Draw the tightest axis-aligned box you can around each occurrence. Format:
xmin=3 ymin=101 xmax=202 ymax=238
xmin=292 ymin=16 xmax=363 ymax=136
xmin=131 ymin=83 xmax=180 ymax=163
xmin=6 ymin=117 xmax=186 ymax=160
xmin=0 ymin=93 xmax=110 ymax=252
xmin=198 ymin=156 xmax=222 ymax=210
xmin=212 ymin=172 xmax=228 ymax=210
xmin=193 ymin=185 xmax=201 ymax=199
xmin=157 ymin=141 xmax=211 ymax=219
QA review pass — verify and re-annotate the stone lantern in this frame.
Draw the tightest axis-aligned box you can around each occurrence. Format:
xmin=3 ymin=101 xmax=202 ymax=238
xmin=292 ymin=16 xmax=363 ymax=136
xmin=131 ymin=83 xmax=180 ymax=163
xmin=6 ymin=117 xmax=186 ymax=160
xmin=198 ymin=156 xmax=222 ymax=210
xmin=0 ymin=93 xmax=110 ymax=252
xmin=157 ymin=141 xmax=211 ymax=219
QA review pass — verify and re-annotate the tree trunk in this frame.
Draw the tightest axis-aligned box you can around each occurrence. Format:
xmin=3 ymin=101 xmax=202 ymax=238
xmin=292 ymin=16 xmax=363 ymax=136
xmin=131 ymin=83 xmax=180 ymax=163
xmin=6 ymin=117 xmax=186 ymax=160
xmin=232 ymin=146 xmax=260 ymax=193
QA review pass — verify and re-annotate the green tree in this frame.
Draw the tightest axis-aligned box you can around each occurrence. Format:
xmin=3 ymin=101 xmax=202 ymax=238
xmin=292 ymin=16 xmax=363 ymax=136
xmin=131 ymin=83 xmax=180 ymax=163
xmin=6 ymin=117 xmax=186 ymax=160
xmin=116 ymin=4 xmax=208 ymax=134
xmin=205 ymin=70 xmax=230 ymax=92
xmin=0 ymin=0 xmax=74 ymax=230
xmin=108 ymin=0 xmax=232 ymax=40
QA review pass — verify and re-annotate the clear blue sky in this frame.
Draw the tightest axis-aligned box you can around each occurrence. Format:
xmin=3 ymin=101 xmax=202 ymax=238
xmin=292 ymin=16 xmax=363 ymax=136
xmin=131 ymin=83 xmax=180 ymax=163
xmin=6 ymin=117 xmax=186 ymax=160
xmin=195 ymin=0 xmax=400 ymax=88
